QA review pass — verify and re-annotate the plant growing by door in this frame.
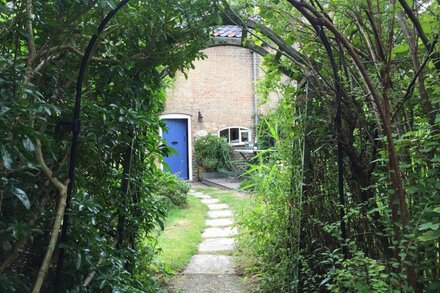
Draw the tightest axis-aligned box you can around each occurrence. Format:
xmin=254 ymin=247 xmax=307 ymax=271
xmin=194 ymin=135 xmax=232 ymax=177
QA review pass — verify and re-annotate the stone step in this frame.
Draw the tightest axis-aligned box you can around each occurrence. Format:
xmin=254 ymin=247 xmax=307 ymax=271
xmin=207 ymin=203 xmax=229 ymax=210
xmin=202 ymin=227 xmax=238 ymax=238
xmin=172 ymin=274 xmax=247 ymax=293
xmin=198 ymin=238 xmax=235 ymax=252
xmin=201 ymin=198 xmax=220 ymax=204
xmin=183 ymin=254 xmax=235 ymax=274
xmin=205 ymin=218 xmax=234 ymax=227
xmin=190 ymin=193 xmax=212 ymax=199
xmin=208 ymin=210 xmax=233 ymax=219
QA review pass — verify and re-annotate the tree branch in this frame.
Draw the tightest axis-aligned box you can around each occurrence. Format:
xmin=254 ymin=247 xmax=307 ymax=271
xmin=392 ymin=35 xmax=439 ymax=121
xmin=25 ymin=0 xmax=37 ymax=66
xmin=397 ymin=0 xmax=430 ymax=49
xmin=32 ymin=141 xmax=68 ymax=293
xmin=220 ymin=0 xmax=311 ymax=68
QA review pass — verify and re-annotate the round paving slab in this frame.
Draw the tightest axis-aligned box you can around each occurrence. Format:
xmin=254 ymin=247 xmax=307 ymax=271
xmin=198 ymin=238 xmax=235 ymax=252
xmin=183 ymin=254 xmax=235 ymax=274
xmin=205 ymin=218 xmax=234 ymax=227
xmin=202 ymin=227 xmax=238 ymax=238
xmin=207 ymin=203 xmax=229 ymax=210
xmin=201 ymin=198 xmax=220 ymax=204
xmin=208 ymin=210 xmax=233 ymax=219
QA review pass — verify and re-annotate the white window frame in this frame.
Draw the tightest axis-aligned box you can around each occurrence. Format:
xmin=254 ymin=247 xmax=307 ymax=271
xmin=218 ymin=126 xmax=251 ymax=146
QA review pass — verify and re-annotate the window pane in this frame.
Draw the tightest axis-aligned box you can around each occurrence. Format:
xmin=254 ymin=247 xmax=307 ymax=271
xmin=241 ymin=131 xmax=249 ymax=142
xmin=230 ymin=128 xmax=239 ymax=143
xmin=220 ymin=129 xmax=228 ymax=140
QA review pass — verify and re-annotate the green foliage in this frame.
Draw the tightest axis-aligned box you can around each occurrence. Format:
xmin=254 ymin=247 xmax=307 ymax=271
xmin=233 ymin=0 xmax=440 ymax=289
xmin=0 ymin=0 xmax=219 ymax=291
xmin=239 ymin=96 xmax=303 ymax=292
xmin=156 ymin=172 xmax=190 ymax=209
xmin=152 ymin=196 xmax=207 ymax=281
xmin=194 ymin=134 xmax=232 ymax=172
xmin=326 ymin=251 xmax=391 ymax=293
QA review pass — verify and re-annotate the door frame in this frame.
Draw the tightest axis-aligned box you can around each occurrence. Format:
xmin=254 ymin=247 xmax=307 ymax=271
xmin=159 ymin=113 xmax=192 ymax=181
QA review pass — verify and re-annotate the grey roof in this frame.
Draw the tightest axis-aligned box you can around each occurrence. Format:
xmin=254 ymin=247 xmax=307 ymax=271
xmin=212 ymin=25 xmax=243 ymax=39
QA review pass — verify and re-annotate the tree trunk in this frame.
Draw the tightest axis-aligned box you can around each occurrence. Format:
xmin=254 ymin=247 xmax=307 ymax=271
xmin=32 ymin=190 xmax=67 ymax=293
xmin=397 ymin=12 xmax=435 ymax=125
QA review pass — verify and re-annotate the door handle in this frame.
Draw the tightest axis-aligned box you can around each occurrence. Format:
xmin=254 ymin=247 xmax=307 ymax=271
xmin=171 ymin=141 xmax=178 ymax=145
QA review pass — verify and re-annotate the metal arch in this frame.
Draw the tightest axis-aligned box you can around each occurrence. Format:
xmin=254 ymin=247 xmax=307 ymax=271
xmin=52 ymin=8 xmax=266 ymax=289
xmin=207 ymin=23 xmax=349 ymax=274
xmin=51 ymin=0 xmax=348 ymax=288
xmin=207 ymin=26 xmax=348 ymax=258
xmin=53 ymin=1 xmax=130 ymax=291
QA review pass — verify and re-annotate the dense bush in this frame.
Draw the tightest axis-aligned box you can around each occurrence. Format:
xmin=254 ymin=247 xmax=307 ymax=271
xmin=156 ymin=172 xmax=190 ymax=208
xmin=232 ymin=0 xmax=440 ymax=290
xmin=194 ymin=134 xmax=232 ymax=174
xmin=0 ymin=1 xmax=218 ymax=291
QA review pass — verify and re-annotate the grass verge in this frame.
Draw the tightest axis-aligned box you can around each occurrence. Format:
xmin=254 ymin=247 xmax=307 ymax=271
xmin=194 ymin=186 xmax=251 ymax=215
xmin=155 ymin=196 xmax=207 ymax=274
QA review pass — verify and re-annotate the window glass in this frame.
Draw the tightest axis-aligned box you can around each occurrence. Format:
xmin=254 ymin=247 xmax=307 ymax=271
xmin=218 ymin=127 xmax=251 ymax=145
xmin=241 ymin=131 xmax=249 ymax=142
xmin=230 ymin=128 xmax=239 ymax=143
xmin=219 ymin=129 xmax=229 ymax=140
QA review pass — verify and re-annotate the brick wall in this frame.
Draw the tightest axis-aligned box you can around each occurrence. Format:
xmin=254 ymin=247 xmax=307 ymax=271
xmin=164 ymin=46 xmax=256 ymax=138
xmin=162 ymin=45 xmax=278 ymax=179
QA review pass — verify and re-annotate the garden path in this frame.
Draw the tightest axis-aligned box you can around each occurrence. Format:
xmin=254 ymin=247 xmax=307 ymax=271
xmin=171 ymin=188 xmax=248 ymax=292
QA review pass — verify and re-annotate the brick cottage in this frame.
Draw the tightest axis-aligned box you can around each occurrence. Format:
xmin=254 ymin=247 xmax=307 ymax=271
xmin=160 ymin=26 xmax=280 ymax=180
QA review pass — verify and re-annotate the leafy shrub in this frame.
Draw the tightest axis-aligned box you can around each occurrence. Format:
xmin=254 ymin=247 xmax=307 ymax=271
xmin=194 ymin=134 xmax=232 ymax=173
xmin=325 ymin=251 xmax=391 ymax=293
xmin=0 ymin=1 xmax=216 ymax=291
xmin=156 ymin=172 xmax=190 ymax=208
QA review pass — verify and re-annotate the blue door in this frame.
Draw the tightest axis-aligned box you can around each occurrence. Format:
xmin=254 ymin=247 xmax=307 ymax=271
xmin=163 ymin=119 xmax=189 ymax=179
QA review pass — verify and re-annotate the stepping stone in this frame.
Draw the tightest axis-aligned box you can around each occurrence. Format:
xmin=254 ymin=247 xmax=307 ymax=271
xmin=205 ymin=218 xmax=234 ymax=227
xmin=190 ymin=193 xmax=211 ymax=199
xmin=208 ymin=210 xmax=233 ymax=219
xmin=201 ymin=198 xmax=220 ymax=204
xmin=183 ymin=254 xmax=235 ymax=274
xmin=189 ymin=191 xmax=208 ymax=195
xmin=207 ymin=203 xmax=229 ymax=210
xmin=202 ymin=227 xmax=238 ymax=238
xmin=198 ymin=238 xmax=235 ymax=252
xmin=172 ymin=274 xmax=247 ymax=293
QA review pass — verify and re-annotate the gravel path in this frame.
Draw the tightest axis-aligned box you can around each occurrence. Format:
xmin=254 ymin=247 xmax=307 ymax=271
xmin=171 ymin=189 xmax=248 ymax=292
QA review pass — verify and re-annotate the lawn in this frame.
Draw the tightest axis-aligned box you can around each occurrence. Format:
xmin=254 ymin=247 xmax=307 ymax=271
xmin=194 ymin=186 xmax=252 ymax=215
xmin=153 ymin=186 xmax=253 ymax=285
xmin=155 ymin=196 xmax=207 ymax=273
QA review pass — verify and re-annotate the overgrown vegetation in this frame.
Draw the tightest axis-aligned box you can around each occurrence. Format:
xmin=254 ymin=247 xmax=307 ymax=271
xmin=156 ymin=173 xmax=190 ymax=209
xmin=194 ymin=134 xmax=232 ymax=176
xmin=220 ymin=0 xmax=440 ymax=291
xmin=0 ymin=1 xmax=218 ymax=291
xmin=2 ymin=0 xmax=440 ymax=292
